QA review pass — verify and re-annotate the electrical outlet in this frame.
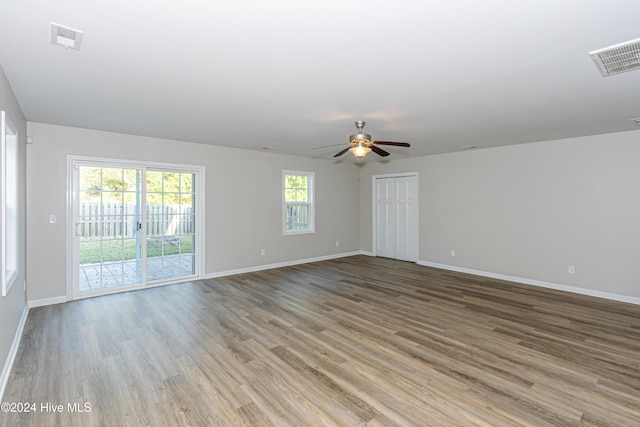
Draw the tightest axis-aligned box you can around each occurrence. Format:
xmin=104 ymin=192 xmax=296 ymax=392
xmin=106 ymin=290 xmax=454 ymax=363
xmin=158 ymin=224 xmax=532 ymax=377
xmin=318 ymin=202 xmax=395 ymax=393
xmin=568 ymin=265 xmax=575 ymax=274
xmin=49 ymin=214 xmax=57 ymax=224
xmin=451 ymin=250 xmax=456 ymax=257
xmin=336 ymin=241 xmax=339 ymax=247
xmin=260 ymin=249 xmax=265 ymax=256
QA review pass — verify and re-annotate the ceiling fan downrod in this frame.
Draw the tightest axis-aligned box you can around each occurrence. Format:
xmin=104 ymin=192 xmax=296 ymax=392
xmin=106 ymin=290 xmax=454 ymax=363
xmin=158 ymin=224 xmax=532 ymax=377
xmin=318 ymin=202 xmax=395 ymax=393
xmin=350 ymin=121 xmax=372 ymax=145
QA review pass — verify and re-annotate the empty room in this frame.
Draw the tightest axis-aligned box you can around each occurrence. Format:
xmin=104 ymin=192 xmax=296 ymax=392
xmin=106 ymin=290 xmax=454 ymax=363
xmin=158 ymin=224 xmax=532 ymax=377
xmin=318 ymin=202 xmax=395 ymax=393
xmin=1 ymin=1 xmax=640 ymax=425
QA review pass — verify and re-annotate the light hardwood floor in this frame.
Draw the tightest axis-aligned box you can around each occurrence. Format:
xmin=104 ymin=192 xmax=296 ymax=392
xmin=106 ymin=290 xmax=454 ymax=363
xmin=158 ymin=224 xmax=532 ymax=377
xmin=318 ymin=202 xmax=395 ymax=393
xmin=2 ymin=255 xmax=639 ymax=426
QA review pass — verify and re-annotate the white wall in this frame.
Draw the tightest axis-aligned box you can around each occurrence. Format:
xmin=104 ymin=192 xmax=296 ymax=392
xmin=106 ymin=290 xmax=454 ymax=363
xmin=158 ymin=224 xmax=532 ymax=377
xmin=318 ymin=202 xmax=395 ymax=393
xmin=26 ymin=123 xmax=361 ymax=302
xmin=23 ymin=120 xmax=640 ymax=303
xmin=360 ymin=130 xmax=640 ymax=299
xmin=0 ymin=64 xmax=27 ymax=393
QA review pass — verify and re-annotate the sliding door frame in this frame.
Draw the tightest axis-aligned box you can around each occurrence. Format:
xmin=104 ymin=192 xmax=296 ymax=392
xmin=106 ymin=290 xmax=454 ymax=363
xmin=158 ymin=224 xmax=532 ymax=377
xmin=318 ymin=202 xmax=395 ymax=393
xmin=66 ymin=155 xmax=205 ymax=300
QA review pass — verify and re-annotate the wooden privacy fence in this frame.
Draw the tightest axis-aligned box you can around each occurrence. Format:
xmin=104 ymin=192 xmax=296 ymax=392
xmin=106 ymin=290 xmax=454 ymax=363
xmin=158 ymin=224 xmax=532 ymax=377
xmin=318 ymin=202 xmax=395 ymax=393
xmin=79 ymin=203 xmax=194 ymax=239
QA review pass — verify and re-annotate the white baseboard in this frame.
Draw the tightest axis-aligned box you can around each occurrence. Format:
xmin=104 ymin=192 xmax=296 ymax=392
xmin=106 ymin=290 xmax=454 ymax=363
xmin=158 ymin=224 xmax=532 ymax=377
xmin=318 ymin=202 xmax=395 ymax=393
xmin=25 ymin=253 xmax=369 ymax=308
xmin=0 ymin=305 xmax=29 ymax=402
xmin=204 ymin=251 xmax=365 ymax=279
xmin=418 ymin=260 xmax=640 ymax=306
xmin=28 ymin=295 xmax=67 ymax=308
xmin=25 ymin=254 xmax=640 ymax=307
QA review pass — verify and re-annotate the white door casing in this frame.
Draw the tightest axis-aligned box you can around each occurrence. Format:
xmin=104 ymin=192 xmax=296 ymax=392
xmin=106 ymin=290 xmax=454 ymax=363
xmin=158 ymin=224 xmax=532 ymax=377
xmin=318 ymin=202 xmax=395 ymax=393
xmin=67 ymin=156 xmax=204 ymax=300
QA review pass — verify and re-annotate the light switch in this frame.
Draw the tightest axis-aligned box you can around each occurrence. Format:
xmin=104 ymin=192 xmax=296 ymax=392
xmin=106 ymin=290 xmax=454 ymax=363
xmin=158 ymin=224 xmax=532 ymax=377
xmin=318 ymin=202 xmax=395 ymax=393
xmin=49 ymin=214 xmax=57 ymax=224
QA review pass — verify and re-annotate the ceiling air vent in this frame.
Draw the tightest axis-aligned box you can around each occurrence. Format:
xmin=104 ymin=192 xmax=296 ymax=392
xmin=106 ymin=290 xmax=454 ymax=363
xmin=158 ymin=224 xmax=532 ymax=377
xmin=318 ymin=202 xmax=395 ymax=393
xmin=589 ymin=38 xmax=640 ymax=77
xmin=50 ymin=22 xmax=83 ymax=50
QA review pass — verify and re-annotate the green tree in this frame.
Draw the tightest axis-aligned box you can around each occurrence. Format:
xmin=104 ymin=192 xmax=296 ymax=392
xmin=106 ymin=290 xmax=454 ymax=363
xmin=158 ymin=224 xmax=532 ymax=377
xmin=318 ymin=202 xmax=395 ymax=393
xmin=79 ymin=167 xmax=193 ymax=205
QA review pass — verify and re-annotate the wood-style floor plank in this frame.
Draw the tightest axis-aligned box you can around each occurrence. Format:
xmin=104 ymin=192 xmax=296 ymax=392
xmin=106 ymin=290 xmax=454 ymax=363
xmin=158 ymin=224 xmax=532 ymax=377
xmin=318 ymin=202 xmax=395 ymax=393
xmin=2 ymin=255 xmax=639 ymax=426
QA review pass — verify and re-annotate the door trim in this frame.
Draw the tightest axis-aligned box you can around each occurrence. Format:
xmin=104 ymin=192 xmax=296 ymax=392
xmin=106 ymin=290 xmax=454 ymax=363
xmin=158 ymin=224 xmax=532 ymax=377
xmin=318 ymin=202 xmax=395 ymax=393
xmin=66 ymin=155 xmax=206 ymax=300
xmin=371 ymin=172 xmax=419 ymax=260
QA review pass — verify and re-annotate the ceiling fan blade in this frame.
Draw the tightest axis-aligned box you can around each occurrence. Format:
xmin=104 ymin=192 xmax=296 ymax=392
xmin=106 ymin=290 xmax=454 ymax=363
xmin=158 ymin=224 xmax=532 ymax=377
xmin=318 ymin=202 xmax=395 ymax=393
xmin=333 ymin=147 xmax=350 ymax=157
xmin=371 ymin=145 xmax=390 ymax=157
xmin=373 ymin=141 xmax=410 ymax=147
xmin=312 ymin=143 xmax=345 ymax=150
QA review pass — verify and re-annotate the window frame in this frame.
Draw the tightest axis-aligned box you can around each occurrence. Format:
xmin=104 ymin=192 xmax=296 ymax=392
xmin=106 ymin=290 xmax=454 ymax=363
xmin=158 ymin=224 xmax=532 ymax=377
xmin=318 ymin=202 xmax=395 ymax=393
xmin=282 ymin=170 xmax=315 ymax=235
xmin=1 ymin=111 xmax=18 ymax=297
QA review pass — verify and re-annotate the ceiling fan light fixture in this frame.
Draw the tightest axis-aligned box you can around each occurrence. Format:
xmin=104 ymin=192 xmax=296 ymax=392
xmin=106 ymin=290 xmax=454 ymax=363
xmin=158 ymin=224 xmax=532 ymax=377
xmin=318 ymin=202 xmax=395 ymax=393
xmin=329 ymin=120 xmax=409 ymax=159
xmin=350 ymin=144 xmax=371 ymax=157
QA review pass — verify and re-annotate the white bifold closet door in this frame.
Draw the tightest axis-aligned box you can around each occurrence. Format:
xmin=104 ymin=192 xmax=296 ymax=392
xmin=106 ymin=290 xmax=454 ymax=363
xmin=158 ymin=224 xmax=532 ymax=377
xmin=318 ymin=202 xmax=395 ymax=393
xmin=375 ymin=175 xmax=418 ymax=262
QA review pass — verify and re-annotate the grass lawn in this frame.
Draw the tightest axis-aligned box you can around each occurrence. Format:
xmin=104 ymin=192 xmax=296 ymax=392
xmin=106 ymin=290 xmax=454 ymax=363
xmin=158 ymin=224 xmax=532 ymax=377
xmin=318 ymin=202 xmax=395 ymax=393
xmin=80 ymin=235 xmax=194 ymax=264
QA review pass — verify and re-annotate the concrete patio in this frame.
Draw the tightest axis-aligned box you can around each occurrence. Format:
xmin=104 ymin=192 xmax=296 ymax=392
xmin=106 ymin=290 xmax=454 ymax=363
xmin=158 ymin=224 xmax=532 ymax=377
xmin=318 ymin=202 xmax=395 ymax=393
xmin=79 ymin=254 xmax=194 ymax=292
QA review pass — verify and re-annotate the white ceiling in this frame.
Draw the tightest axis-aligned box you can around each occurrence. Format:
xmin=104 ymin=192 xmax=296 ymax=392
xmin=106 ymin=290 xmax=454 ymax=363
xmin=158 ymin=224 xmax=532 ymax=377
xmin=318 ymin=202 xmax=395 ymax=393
xmin=1 ymin=0 xmax=640 ymax=160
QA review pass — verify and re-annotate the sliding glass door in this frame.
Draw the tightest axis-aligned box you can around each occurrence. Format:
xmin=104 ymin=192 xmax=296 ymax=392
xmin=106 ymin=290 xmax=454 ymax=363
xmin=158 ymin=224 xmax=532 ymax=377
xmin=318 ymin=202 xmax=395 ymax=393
xmin=71 ymin=159 xmax=200 ymax=298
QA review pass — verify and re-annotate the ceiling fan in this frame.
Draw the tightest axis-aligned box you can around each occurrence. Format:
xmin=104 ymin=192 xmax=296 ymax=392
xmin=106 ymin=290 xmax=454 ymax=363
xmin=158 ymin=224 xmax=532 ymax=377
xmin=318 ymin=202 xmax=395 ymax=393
xmin=320 ymin=121 xmax=410 ymax=158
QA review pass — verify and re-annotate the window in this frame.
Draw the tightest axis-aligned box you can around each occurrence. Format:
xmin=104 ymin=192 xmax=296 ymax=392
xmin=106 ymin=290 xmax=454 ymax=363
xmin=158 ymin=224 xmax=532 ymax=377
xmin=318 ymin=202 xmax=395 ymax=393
xmin=1 ymin=111 xmax=18 ymax=296
xmin=283 ymin=170 xmax=314 ymax=234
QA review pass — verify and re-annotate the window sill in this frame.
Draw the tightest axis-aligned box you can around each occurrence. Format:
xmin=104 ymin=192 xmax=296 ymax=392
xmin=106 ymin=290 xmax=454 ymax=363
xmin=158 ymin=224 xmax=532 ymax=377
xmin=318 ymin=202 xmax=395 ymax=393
xmin=283 ymin=230 xmax=315 ymax=236
xmin=2 ymin=269 xmax=17 ymax=297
